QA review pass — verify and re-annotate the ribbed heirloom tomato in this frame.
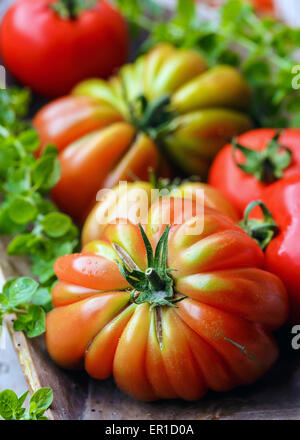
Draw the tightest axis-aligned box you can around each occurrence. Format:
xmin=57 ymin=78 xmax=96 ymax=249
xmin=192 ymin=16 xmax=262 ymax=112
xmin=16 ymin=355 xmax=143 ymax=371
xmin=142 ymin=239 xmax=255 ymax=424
xmin=34 ymin=43 xmax=253 ymax=222
xmin=46 ymin=197 xmax=289 ymax=401
xmin=82 ymin=179 xmax=239 ymax=246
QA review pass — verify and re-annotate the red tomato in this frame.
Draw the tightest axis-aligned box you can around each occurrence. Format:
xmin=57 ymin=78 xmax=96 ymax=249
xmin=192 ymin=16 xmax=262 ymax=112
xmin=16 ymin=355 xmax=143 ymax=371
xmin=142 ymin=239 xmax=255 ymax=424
xmin=46 ymin=197 xmax=288 ymax=401
xmin=209 ymin=128 xmax=300 ymax=215
xmin=252 ymin=0 xmax=274 ymax=12
xmin=0 ymin=0 xmax=128 ymax=97
xmin=242 ymin=176 xmax=300 ymax=323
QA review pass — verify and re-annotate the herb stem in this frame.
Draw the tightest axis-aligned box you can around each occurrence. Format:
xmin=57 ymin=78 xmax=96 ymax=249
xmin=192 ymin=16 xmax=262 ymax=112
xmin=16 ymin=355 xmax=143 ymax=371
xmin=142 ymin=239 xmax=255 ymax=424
xmin=11 ymin=307 xmax=28 ymax=315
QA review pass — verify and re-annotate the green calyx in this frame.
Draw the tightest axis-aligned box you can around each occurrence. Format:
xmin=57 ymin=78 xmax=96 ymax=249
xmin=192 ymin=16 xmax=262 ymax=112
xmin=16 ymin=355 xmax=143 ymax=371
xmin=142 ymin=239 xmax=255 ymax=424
xmin=117 ymin=224 xmax=184 ymax=309
xmin=128 ymin=95 xmax=177 ymax=140
xmin=232 ymin=132 xmax=292 ymax=183
xmin=149 ymin=169 xmax=201 ymax=193
xmin=239 ymin=200 xmax=279 ymax=250
xmin=149 ymin=169 xmax=182 ymax=193
xmin=50 ymin=0 xmax=97 ymax=20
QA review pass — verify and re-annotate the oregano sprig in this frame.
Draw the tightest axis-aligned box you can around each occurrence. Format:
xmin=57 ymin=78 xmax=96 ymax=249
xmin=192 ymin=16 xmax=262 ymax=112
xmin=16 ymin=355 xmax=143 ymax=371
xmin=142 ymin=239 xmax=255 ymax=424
xmin=0 ymin=88 xmax=31 ymax=134
xmin=0 ymin=277 xmax=47 ymax=338
xmin=0 ymin=89 xmax=79 ymax=307
xmin=0 ymin=387 xmax=53 ymax=420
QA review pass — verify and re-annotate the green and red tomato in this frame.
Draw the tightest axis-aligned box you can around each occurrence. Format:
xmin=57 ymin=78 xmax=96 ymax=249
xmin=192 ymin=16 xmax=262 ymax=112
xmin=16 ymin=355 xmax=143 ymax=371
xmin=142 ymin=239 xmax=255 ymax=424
xmin=46 ymin=197 xmax=289 ymax=401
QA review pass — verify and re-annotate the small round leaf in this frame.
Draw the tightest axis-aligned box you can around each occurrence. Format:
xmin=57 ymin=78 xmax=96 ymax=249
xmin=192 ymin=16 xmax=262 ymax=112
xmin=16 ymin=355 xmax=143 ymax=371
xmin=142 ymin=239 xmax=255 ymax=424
xmin=41 ymin=212 xmax=72 ymax=238
xmin=8 ymin=197 xmax=37 ymax=225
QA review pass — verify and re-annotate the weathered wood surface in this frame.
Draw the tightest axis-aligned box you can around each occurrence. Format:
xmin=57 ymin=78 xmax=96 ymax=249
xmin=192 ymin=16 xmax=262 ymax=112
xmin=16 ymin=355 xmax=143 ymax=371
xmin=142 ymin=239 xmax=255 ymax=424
xmin=1 ymin=0 xmax=300 ymax=421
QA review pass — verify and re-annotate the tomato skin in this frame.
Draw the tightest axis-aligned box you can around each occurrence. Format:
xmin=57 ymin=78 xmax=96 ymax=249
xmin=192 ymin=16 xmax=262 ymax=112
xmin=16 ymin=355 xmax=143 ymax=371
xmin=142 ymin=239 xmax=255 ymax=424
xmin=170 ymin=182 xmax=239 ymax=221
xmin=0 ymin=0 xmax=128 ymax=97
xmin=51 ymin=122 xmax=134 ymax=223
xmin=209 ymin=128 xmax=300 ymax=215
xmin=33 ymin=96 xmax=123 ymax=154
xmin=252 ymin=0 xmax=273 ymax=12
xmin=51 ymin=123 xmax=167 ymax=223
xmin=46 ymin=290 xmax=131 ymax=368
xmin=81 ymin=180 xmax=239 ymax=246
xmin=46 ymin=197 xmax=289 ymax=401
xmin=82 ymin=181 xmax=153 ymax=246
xmin=256 ymin=176 xmax=300 ymax=323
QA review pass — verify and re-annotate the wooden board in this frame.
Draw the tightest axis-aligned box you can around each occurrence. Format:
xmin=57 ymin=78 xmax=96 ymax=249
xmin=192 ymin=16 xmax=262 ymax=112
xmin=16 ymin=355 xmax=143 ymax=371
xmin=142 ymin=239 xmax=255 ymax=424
xmin=1 ymin=0 xmax=300 ymax=421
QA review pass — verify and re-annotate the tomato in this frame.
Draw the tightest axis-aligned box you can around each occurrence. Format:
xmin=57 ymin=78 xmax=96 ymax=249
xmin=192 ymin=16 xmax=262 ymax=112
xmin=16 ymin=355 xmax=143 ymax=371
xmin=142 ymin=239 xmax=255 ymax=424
xmin=240 ymin=176 xmax=300 ymax=323
xmin=82 ymin=179 xmax=239 ymax=246
xmin=0 ymin=0 xmax=128 ymax=98
xmin=51 ymin=123 xmax=170 ymax=223
xmin=74 ymin=44 xmax=253 ymax=177
xmin=34 ymin=44 xmax=252 ymax=221
xmin=33 ymin=95 xmax=123 ymax=154
xmin=252 ymin=0 xmax=274 ymax=13
xmin=209 ymin=128 xmax=300 ymax=215
xmin=46 ymin=197 xmax=288 ymax=401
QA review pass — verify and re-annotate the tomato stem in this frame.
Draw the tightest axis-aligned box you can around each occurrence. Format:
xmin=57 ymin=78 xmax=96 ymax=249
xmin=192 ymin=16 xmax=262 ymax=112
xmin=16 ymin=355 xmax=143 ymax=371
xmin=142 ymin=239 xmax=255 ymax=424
xmin=50 ymin=0 xmax=97 ymax=20
xmin=232 ymin=131 xmax=292 ymax=183
xmin=149 ymin=169 xmax=201 ymax=193
xmin=127 ymin=94 xmax=177 ymax=140
xmin=145 ymin=268 xmax=166 ymax=291
xmin=239 ymin=200 xmax=279 ymax=250
xmin=116 ymin=224 xmax=184 ymax=309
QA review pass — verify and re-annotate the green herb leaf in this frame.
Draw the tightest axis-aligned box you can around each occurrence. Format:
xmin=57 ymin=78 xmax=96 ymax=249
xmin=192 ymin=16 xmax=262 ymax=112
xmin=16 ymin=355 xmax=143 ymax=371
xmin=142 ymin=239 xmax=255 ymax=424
xmin=17 ymin=130 xmax=40 ymax=153
xmin=41 ymin=212 xmax=72 ymax=238
xmin=17 ymin=391 xmax=29 ymax=408
xmin=32 ymin=154 xmax=61 ymax=190
xmin=13 ymin=304 xmax=46 ymax=338
xmin=8 ymin=196 xmax=38 ymax=225
xmin=0 ymin=88 xmax=31 ymax=134
xmin=7 ymin=234 xmax=37 ymax=256
xmin=6 ymin=277 xmax=39 ymax=307
xmin=0 ymin=389 xmax=19 ymax=420
xmin=31 ymin=287 xmax=53 ymax=312
xmin=0 ymin=294 xmax=9 ymax=307
xmin=0 ymin=388 xmax=52 ymax=420
xmin=31 ymin=258 xmax=57 ymax=284
xmin=176 ymin=0 xmax=195 ymax=27
xmin=0 ymin=277 xmax=47 ymax=338
xmin=29 ymin=388 xmax=53 ymax=416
